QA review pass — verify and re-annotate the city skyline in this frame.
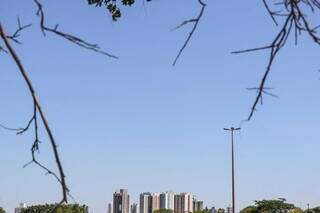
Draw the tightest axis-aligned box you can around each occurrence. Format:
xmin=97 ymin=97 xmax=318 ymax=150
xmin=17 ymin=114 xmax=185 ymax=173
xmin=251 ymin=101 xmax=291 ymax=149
xmin=115 ymin=189 xmax=210 ymax=213
xmin=4 ymin=189 xmax=320 ymax=213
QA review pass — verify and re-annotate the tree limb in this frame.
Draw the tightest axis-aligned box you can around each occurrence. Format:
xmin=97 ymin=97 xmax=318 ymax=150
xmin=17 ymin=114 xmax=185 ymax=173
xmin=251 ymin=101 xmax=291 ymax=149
xmin=0 ymin=23 xmax=69 ymax=203
xmin=33 ymin=0 xmax=118 ymax=59
xmin=172 ymin=0 xmax=206 ymax=66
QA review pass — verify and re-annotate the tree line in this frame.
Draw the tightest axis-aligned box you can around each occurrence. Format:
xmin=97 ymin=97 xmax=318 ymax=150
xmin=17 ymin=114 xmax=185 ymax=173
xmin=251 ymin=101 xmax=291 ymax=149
xmin=1 ymin=199 xmax=320 ymax=213
xmin=0 ymin=204 xmax=88 ymax=213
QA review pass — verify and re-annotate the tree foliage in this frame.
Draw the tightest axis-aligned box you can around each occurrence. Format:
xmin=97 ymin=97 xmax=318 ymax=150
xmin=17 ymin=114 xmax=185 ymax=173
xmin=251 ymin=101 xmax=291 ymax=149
xmin=216 ymin=209 xmax=225 ymax=213
xmin=88 ymin=0 xmax=151 ymax=21
xmin=240 ymin=198 xmax=296 ymax=213
xmin=21 ymin=204 xmax=88 ymax=213
xmin=154 ymin=209 xmax=174 ymax=213
xmin=305 ymin=207 xmax=320 ymax=213
xmin=194 ymin=209 xmax=211 ymax=213
xmin=0 ymin=207 xmax=6 ymax=213
xmin=291 ymin=208 xmax=304 ymax=213
xmin=240 ymin=206 xmax=258 ymax=213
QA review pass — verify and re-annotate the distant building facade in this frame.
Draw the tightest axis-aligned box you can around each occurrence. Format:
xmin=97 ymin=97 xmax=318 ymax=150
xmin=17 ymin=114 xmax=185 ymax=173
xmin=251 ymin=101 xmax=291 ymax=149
xmin=174 ymin=194 xmax=183 ymax=213
xmin=14 ymin=203 xmax=27 ymax=213
xmin=159 ymin=191 xmax=174 ymax=210
xmin=108 ymin=203 xmax=112 ymax=213
xmin=140 ymin=192 xmax=153 ymax=213
xmin=226 ymin=206 xmax=232 ymax=213
xmin=113 ymin=189 xmax=130 ymax=213
xmin=131 ymin=203 xmax=138 ymax=213
xmin=210 ymin=207 xmax=216 ymax=213
xmin=192 ymin=200 xmax=203 ymax=212
xmin=152 ymin=193 xmax=161 ymax=212
xmin=174 ymin=193 xmax=193 ymax=213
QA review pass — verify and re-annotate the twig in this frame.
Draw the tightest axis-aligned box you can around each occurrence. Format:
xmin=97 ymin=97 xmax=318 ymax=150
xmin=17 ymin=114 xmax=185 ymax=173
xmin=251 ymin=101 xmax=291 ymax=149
xmin=262 ymin=0 xmax=279 ymax=26
xmin=0 ymin=123 xmax=24 ymax=132
xmin=6 ymin=17 xmax=32 ymax=44
xmin=0 ymin=45 xmax=8 ymax=53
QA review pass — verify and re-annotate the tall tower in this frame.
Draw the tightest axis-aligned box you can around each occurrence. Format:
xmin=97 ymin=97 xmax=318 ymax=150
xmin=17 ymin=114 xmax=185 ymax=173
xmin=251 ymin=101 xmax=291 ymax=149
xmin=108 ymin=203 xmax=112 ymax=213
xmin=152 ymin=193 xmax=161 ymax=212
xmin=113 ymin=189 xmax=130 ymax=213
xmin=140 ymin=192 xmax=152 ymax=213
xmin=174 ymin=194 xmax=183 ymax=213
xmin=159 ymin=191 xmax=175 ymax=210
xmin=192 ymin=199 xmax=203 ymax=212
xmin=174 ymin=193 xmax=193 ymax=213
xmin=165 ymin=191 xmax=175 ymax=210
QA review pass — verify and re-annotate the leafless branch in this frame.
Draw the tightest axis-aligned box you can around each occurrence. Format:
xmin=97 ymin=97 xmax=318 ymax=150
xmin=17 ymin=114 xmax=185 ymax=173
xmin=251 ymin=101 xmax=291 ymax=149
xmin=6 ymin=17 xmax=32 ymax=44
xmin=234 ymin=0 xmax=320 ymax=121
xmin=33 ymin=0 xmax=118 ymax=59
xmin=262 ymin=0 xmax=279 ymax=26
xmin=0 ymin=45 xmax=8 ymax=53
xmin=0 ymin=23 xmax=69 ymax=203
xmin=0 ymin=123 xmax=24 ymax=132
xmin=172 ymin=0 xmax=206 ymax=66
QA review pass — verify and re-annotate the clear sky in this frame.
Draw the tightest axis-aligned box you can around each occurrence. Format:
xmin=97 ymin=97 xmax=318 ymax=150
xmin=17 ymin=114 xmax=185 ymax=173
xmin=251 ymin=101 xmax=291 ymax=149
xmin=1 ymin=0 xmax=320 ymax=212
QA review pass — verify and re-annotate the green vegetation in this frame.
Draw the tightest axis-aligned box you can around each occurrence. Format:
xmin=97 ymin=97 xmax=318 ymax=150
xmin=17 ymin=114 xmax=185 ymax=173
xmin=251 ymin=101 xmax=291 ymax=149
xmin=305 ymin=207 xmax=320 ymax=213
xmin=240 ymin=198 xmax=317 ymax=213
xmin=154 ymin=209 xmax=174 ymax=213
xmin=21 ymin=204 xmax=88 ymax=213
xmin=0 ymin=207 xmax=6 ymax=213
xmin=240 ymin=198 xmax=295 ymax=212
xmin=194 ymin=209 xmax=212 ymax=213
xmin=217 ymin=208 xmax=225 ymax=213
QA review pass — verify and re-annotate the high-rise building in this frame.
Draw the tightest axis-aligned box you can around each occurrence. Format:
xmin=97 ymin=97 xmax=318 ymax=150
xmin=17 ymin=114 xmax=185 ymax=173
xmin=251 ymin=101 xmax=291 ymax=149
xmin=131 ymin=203 xmax=138 ymax=213
xmin=174 ymin=194 xmax=183 ymax=213
xmin=159 ymin=191 xmax=174 ymax=210
xmin=174 ymin=193 xmax=193 ymax=213
xmin=160 ymin=193 xmax=166 ymax=209
xmin=113 ymin=189 xmax=130 ymax=213
xmin=152 ymin=193 xmax=161 ymax=212
xmin=192 ymin=199 xmax=203 ymax=212
xmin=14 ymin=203 xmax=27 ymax=213
xmin=108 ymin=203 xmax=112 ymax=213
xmin=140 ymin=192 xmax=153 ymax=213
xmin=210 ymin=207 xmax=216 ymax=213
xmin=226 ymin=206 xmax=232 ymax=213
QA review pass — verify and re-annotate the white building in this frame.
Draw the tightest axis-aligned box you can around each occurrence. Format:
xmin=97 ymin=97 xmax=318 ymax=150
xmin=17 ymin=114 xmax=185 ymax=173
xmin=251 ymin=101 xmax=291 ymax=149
xmin=14 ymin=203 xmax=27 ymax=213
xmin=160 ymin=191 xmax=175 ymax=211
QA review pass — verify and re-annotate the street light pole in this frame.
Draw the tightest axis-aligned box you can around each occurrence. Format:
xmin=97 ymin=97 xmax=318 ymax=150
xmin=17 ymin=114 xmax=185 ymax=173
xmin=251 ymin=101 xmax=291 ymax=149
xmin=224 ymin=127 xmax=241 ymax=213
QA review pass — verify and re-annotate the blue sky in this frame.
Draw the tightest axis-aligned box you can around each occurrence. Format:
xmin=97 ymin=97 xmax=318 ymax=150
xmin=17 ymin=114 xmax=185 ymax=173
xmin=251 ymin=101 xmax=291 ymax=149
xmin=1 ymin=0 xmax=320 ymax=212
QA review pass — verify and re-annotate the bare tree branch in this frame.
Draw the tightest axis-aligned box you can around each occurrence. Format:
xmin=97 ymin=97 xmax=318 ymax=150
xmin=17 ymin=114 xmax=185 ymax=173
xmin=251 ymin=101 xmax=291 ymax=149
xmin=0 ymin=45 xmax=8 ymax=53
xmin=0 ymin=123 xmax=24 ymax=132
xmin=0 ymin=23 xmax=69 ymax=203
xmin=172 ymin=0 xmax=206 ymax=66
xmin=33 ymin=0 xmax=118 ymax=59
xmin=262 ymin=0 xmax=279 ymax=26
xmin=234 ymin=0 xmax=320 ymax=121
